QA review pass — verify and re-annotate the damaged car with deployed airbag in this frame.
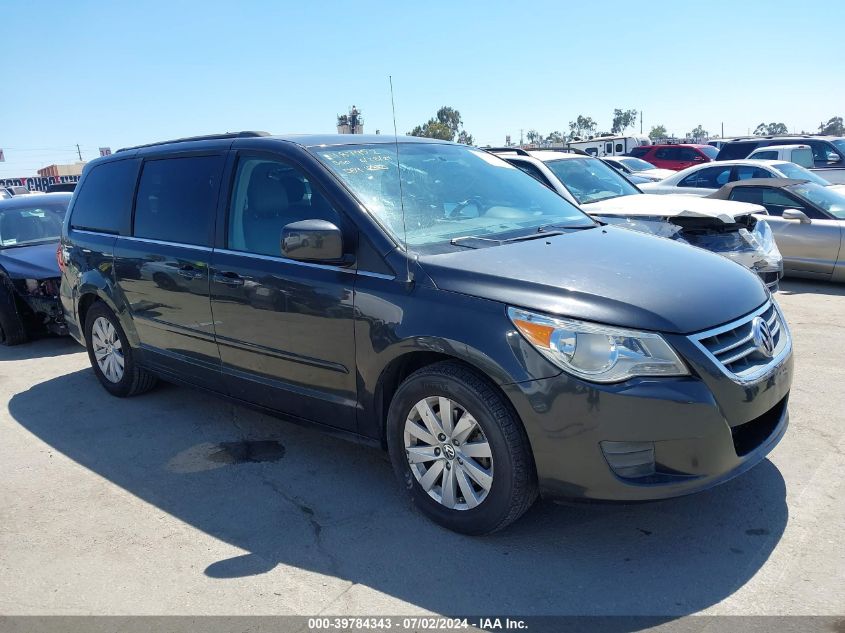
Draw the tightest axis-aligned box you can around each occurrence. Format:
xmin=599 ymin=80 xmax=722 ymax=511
xmin=0 ymin=193 xmax=71 ymax=345
xmin=489 ymin=148 xmax=783 ymax=290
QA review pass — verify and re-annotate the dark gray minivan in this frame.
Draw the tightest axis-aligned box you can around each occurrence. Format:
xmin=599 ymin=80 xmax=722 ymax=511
xmin=60 ymin=133 xmax=793 ymax=534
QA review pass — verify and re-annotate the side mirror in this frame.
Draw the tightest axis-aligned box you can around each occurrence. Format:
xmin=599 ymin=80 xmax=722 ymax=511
xmin=782 ymin=209 xmax=811 ymax=224
xmin=281 ymin=220 xmax=346 ymax=263
xmin=826 ymin=152 xmax=841 ymax=163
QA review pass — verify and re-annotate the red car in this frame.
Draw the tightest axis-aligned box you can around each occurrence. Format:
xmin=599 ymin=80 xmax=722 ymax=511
xmin=627 ymin=144 xmax=718 ymax=171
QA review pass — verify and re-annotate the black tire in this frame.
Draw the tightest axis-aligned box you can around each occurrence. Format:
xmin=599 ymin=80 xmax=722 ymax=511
xmin=0 ymin=284 xmax=28 ymax=346
xmin=387 ymin=361 xmax=538 ymax=535
xmin=84 ymin=302 xmax=157 ymax=397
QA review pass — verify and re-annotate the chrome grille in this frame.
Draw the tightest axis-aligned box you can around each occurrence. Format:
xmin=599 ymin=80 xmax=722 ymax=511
xmin=690 ymin=301 xmax=790 ymax=383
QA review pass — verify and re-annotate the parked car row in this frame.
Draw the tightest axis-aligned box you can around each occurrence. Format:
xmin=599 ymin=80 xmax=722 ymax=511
xmin=639 ymin=160 xmax=845 ymax=283
xmin=488 ymin=148 xmax=783 ymax=290
xmin=713 ymin=135 xmax=845 ymax=184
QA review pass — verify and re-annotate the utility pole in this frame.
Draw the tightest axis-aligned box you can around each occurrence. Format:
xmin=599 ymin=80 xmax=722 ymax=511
xmin=640 ymin=111 xmax=643 ymax=134
xmin=76 ymin=144 xmax=82 ymax=161
xmin=721 ymin=122 xmax=724 ymax=138
xmin=519 ymin=129 xmax=524 ymax=146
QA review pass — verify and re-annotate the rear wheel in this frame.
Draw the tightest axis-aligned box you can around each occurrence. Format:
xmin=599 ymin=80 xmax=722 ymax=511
xmin=84 ymin=302 xmax=157 ymax=397
xmin=0 ymin=284 xmax=28 ymax=346
xmin=387 ymin=361 xmax=537 ymax=534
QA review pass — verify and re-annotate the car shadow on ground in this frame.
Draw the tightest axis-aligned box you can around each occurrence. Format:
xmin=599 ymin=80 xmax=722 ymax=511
xmin=9 ymin=363 xmax=788 ymax=623
xmin=0 ymin=335 xmax=82 ymax=361
xmin=779 ymin=278 xmax=845 ymax=297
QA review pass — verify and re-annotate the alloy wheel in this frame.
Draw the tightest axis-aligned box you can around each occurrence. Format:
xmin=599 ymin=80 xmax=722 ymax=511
xmin=404 ymin=396 xmax=494 ymax=510
xmin=91 ymin=316 xmax=125 ymax=383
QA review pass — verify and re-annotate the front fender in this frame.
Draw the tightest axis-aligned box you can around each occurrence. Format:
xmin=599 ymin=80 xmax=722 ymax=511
xmin=353 ymin=277 xmax=560 ymax=440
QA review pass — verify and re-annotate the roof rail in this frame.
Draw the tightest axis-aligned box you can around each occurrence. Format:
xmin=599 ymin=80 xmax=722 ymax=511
xmin=532 ymin=147 xmax=590 ymax=156
xmin=117 ymin=131 xmax=271 ymax=153
xmin=483 ymin=146 xmax=531 ymax=156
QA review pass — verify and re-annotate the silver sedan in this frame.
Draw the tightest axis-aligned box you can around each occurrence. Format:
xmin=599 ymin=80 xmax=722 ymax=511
xmin=708 ymin=178 xmax=845 ymax=282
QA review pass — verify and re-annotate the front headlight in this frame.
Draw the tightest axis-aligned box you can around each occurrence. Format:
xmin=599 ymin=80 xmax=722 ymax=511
xmin=508 ymin=307 xmax=689 ymax=383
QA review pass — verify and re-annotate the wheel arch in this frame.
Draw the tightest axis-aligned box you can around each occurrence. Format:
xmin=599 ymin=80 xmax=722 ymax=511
xmin=372 ymin=342 xmax=526 ymax=450
xmin=76 ymin=276 xmax=139 ymax=347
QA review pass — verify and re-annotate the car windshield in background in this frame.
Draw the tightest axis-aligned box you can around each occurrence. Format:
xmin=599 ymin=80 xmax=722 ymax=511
xmin=0 ymin=203 xmax=66 ymax=247
xmin=775 ymin=162 xmax=830 ymax=186
xmin=544 ymin=157 xmax=640 ymax=204
xmin=700 ymin=146 xmax=719 ymax=159
xmin=791 ymin=183 xmax=845 ymax=219
xmin=619 ymin=157 xmax=657 ymax=171
xmin=832 ymin=139 xmax=845 ymax=154
xmin=312 ymin=143 xmax=594 ymax=246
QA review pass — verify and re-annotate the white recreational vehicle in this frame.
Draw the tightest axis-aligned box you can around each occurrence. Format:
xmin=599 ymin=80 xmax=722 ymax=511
xmin=567 ymin=134 xmax=651 ymax=157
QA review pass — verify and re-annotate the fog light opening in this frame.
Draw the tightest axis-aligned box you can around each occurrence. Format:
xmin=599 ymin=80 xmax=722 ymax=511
xmin=601 ymin=441 xmax=656 ymax=479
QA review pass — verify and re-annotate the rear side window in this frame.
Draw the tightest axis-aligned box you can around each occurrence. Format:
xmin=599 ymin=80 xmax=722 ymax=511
xmin=728 ymin=187 xmax=764 ymax=205
xmin=751 ymin=150 xmax=778 ymax=160
xmin=133 ymin=155 xmax=225 ymax=246
xmin=735 ymin=166 xmax=773 ymax=180
xmin=655 ymin=148 xmax=679 ymax=160
xmin=717 ymin=142 xmax=759 ymax=160
xmin=70 ymin=159 xmax=139 ymax=234
xmin=628 ymin=147 xmax=649 ymax=158
xmin=678 ymin=166 xmax=731 ymax=188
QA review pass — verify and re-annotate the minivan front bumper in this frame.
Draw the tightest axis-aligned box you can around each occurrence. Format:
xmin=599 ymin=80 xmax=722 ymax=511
xmin=503 ymin=309 xmax=793 ymax=502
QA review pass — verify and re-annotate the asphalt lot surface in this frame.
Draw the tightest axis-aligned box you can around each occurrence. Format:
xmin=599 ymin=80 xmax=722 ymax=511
xmin=1 ymin=279 xmax=843 ymax=620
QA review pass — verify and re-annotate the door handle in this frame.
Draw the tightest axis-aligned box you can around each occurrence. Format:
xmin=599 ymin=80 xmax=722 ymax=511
xmin=213 ymin=271 xmax=245 ymax=286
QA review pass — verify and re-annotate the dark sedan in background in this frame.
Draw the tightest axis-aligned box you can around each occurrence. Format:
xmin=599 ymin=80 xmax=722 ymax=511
xmin=0 ymin=193 xmax=71 ymax=344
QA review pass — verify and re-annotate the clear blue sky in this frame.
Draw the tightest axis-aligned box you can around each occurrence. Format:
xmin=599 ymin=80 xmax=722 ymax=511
xmin=2 ymin=0 xmax=843 ymax=176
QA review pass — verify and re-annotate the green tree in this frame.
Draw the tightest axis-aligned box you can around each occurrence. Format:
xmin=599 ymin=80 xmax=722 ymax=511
xmin=649 ymin=124 xmax=667 ymax=140
xmin=545 ymin=131 xmax=566 ymax=144
xmin=819 ymin=116 xmax=844 ymax=136
xmin=526 ymin=129 xmax=542 ymax=145
xmin=409 ymin=106 xmax=473 ymax=142
xmin=754 ymin=122 xmax=789 ymax=136
xmin=456 ymin=130 xmax=474 ymax=145
xmin=611 ymin=108 xmax=638 ymax=134
xmin=568 ymin=115 xmax=597 ymax=140
xmin=687 ymin=124 xmax=708 ymax=139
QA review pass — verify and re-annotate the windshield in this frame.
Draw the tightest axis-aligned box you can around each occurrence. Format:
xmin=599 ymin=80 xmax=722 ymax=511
xmin=832 ymin=139 xmax=845 ymax=154
xmin=312 ymin=143 xmax=593 ymax=247
xmin=0 ymin=202 xmax=66 ymax=248
xmin=544 ymin=157 xmax=640 ymax=204
xmin=619 ymin=157 xmax=657 ymax=172
xmin=791 ymin=183 xmax=845 ymax=219
xmin=775 ymin=162 xmax=831 ymax=186
xmin=700 ymin=146 xmax=719 ymax=159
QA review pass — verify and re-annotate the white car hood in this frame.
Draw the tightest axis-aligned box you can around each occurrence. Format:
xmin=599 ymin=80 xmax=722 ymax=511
xmin=585 ymin=194 xmax=765 ymax=224
xmin=640 ymin=168 xmax=675 ymax=180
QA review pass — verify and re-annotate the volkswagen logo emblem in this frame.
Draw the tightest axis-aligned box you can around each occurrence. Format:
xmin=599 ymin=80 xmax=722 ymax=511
xmin=751 ymin=316 xmax=775 ymax=358
xmin=442 ymin=444 xmax=456 ymax=460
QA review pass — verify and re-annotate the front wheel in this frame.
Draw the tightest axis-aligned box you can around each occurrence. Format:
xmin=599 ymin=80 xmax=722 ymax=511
xmin=84 ymin=302 xmax=157 ymax=397
xmin=387 ymin=361 xmax=537 ymax=534
xmin=0 ymin=284 xmax=28 ymax=346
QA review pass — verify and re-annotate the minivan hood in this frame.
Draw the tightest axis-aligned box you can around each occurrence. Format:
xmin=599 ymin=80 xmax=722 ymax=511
xmin=585 ymin=193 xmax=764 ymax=224
xmin=0 ymin=241 xmax=60 ymax=279
xmin=419 ymin=226 xmax=767 ymax=334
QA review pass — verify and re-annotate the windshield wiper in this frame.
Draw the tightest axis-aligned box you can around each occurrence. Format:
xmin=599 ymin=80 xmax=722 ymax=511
xmin=451 ymin=231 xmax=567 ymax=249
xmin=536 ymin=222 xmax=598 ymax=232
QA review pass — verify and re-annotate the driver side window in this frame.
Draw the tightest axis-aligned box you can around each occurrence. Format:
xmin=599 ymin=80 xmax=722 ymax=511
xmin=228 ymin=157 xmax=342 ymax=258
